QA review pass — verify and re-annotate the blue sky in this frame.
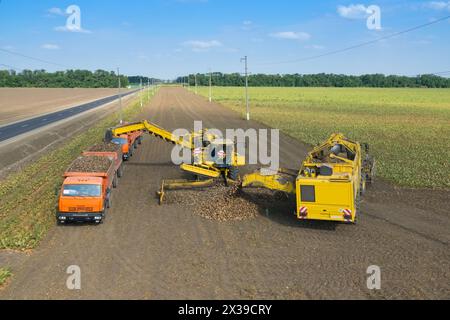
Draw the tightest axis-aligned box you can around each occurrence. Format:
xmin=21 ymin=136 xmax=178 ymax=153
xmin=0 ymin=0 xmax=449 ymax=79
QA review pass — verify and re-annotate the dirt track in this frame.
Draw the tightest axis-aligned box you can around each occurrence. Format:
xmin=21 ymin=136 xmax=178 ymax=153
xmin=0 ymin=87 xmax=448 ymax=299
xmin=0 ymin=88 xmax=127 ymax=126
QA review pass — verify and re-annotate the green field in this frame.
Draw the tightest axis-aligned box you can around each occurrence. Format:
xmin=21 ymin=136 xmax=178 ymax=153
xmin=197 ymin=87 xmax=450 ymax=189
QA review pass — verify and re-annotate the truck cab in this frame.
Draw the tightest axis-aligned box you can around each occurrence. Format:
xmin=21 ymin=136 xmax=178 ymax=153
xmin=111 ymin=135 xmax=132 ymax=160
xmin=57 ymin=177 xmax=110 ymax=224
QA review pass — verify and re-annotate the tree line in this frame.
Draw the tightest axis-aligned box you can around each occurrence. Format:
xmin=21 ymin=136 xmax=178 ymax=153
xmin=178 ymin=73 xmax=450 ymax=88
xmin=0 ymin=69 xmax=129 ymax=88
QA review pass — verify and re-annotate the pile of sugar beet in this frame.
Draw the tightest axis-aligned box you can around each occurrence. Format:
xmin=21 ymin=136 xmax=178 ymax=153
xmin=165 ymin=182 xmax=285 ymax=222
xmin=67 ymin=143 xmax=121 ymax=173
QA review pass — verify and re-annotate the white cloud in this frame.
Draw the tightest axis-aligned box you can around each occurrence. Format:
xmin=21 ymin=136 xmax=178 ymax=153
xmin=41 ymin=44 xmax=60 ymax=50
xmin=182 ymin=40 xmax=223 ymax=52
xmin=47 ymin=7 xmax=66 ymax=16
xmin=337 ymin=4 xmax=371 ymax=19
xmin=426 ymin=1 xmax=450 ymax=10
xmin=269 ymin=31 xmax=311 ymax=41
xmin=1 ymin=45 xmax=14 ymax=50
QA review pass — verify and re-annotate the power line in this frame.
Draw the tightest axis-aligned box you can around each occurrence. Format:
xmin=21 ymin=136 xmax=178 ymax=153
xmin=0 ymin=47 xmax=72 ymax=69
xmin=255 ymin=15 xmax=450 ymax=66
xmin=0 ymin=63 xmax=23 ymax=71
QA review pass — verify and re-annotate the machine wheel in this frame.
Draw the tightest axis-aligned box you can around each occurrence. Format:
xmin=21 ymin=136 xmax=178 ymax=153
xmin=113 ymin=173 xmax=118 ymax=188
xmin=138 ymin=137 xmax=143 ymax=145
xmin=360 ymin=176 xmax=367 ymax=196
xmin=117 ymin=165 xmax=124 ymax=178
xmin=229 ymin=167 xmax=239 ymax=181
xmin=354 ymin=193 xmax=361 ymax=224
xmin=134 ymin=141 xmax=138 ymax=149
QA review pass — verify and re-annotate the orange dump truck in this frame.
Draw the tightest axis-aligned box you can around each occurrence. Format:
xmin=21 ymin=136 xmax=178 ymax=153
xmin=111 ymin=131 xmax=143 ymax=161
xmin=57 ymin=148 xmax=122 ymax=224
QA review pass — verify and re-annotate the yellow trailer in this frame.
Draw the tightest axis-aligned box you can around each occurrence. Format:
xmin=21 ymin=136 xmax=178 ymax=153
xmin=242 ymin=134 xmax=375 ymax=223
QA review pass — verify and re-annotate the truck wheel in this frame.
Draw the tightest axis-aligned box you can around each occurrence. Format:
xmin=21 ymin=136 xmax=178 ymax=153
xmin=134 ymin=141 xmax=138 ymax=149
xmin=113 ymin=173 xmax=118 ymax=188
xmin=117 ymin=165 xmax=124 ymax=178
xmin=138 ymin=137 xmax=143 ymax=145
xmin=229 ymin=167 xmax=239 ymax=181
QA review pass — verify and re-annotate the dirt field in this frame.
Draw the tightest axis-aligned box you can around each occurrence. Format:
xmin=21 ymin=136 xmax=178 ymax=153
xmin=0 ymin=87 xmax=448 ymax=299
xmin=0 ymin=88 xmax=127 ymax=126
xmin=0 ymin=90 xmax=137 ymax=180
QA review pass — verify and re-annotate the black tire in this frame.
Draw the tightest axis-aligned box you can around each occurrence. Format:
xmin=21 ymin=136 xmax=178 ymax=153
xmin=229 ymin=166 xmax=239 ymax=181
xmin=360 ymin=176 xmax=366 ymax=196
xmin=134 ymin=141 xmax=138 ymax=149
xmin=113 ymin=173 xmax=118 ymax=188
xmin=354 ymin=193 xmax=361 ymax=224
xmin=117 ymin=165 xmax=124 ymax=178
xmin=138 ymin=137 xmax=143 ymax=145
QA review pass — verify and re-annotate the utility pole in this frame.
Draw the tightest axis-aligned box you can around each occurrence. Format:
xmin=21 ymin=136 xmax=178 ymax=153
xmin=241 ymin=56 xmax=250 ymax=121
xmin=117 ymin=67 xmax=123 ymax=124
xmin=140 ymin=78 xmax=143 ymax=108
xmin=209 ymin=69 xmax=212 ymax=103
xmin=147 ymin=77 xmax=150 ymax=101
xmin=194 ymin=73 xmax=198 ymax=95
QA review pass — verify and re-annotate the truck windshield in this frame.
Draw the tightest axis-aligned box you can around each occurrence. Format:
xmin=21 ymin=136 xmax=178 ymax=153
xmin=112 ymin=138 xmax=127 ymax=145
xmin=62 ymin=185 xmax=102 ymax=197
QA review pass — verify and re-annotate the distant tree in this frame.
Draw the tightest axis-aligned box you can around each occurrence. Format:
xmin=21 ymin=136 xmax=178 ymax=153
xmin=0 ymin=69 xmax=131 ymax=88
xmin=175 ymin=73 xmax=450 ymax=88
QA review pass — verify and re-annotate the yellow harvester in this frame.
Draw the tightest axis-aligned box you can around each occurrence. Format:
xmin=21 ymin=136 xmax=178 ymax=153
xmin=242 ymin=133 xmax=375 ymax=223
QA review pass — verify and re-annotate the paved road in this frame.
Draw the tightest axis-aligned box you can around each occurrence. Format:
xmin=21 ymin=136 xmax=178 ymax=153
xmin=0 ymin=90 xmax=138 ymax=143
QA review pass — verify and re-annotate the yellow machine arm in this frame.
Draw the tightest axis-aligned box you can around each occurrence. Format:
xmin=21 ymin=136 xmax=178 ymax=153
xmin=109 ymin=121 xmax=193 ymax=149
xmin=241 ymin=168 xmax=297 ymax=194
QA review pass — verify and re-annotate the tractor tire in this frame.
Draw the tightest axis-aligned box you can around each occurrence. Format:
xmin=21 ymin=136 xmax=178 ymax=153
xmin=229 ymin=167 xmax=239 ymax=181
xmin=134 ymin=141 xmax=138 ymax=149
xmin=138 ymin=137 xmax=143 ymax=145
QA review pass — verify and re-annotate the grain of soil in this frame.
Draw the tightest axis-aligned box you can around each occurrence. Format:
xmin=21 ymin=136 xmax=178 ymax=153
xmin=1 ymin=87 xmax=448 ymax=300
